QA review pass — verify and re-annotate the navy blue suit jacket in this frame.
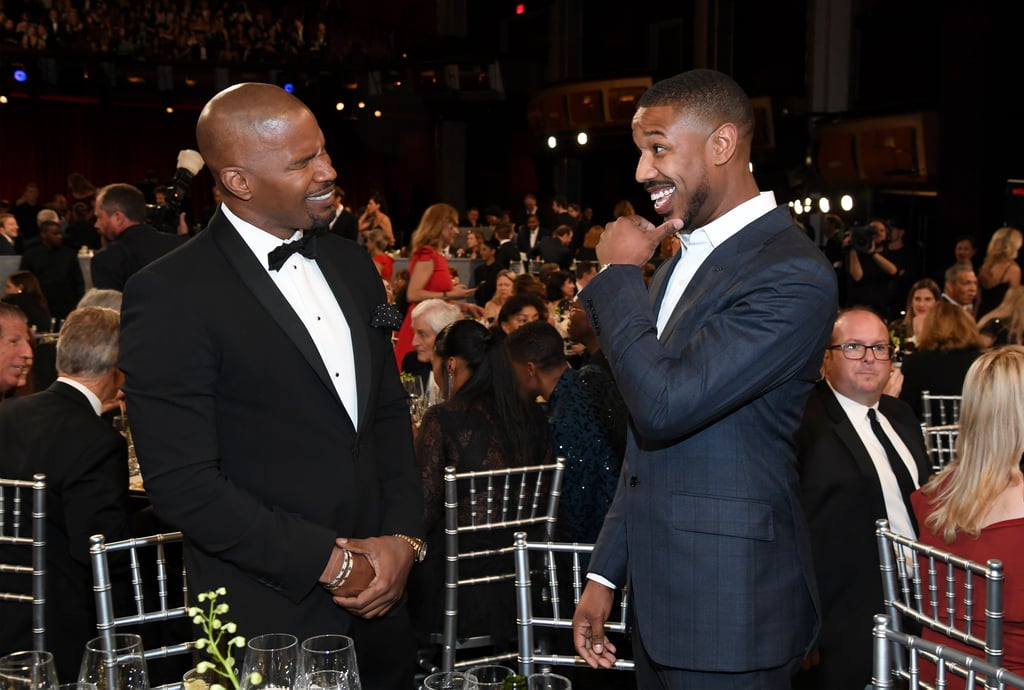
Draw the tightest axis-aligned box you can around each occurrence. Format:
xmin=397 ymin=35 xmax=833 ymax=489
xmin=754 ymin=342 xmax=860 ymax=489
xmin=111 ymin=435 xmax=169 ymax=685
xmin=579 ymin=204 xmax=837 ymax=671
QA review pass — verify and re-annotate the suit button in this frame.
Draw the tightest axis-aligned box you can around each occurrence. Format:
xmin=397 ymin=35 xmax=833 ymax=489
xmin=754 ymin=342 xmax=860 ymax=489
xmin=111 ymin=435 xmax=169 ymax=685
xmin=630 ymin=476 xmax=638 ymax=487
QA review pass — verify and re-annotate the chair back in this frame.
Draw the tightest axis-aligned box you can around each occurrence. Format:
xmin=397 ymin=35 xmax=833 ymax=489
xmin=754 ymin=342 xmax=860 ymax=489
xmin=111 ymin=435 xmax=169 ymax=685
xmin=921 ymin=390 xmax=962 ymax=426
xmin=922 ymin=424 xmax=959 ymax=473
xmin=0 ymin=473 xmax=46 ymax=651
xmin=872 ymin=613 xmax=1024 ymax=689
xmin=439 ymin=459 xmax=565 ymax=672
xmin=876 ymin=518 xmax=1004 ymax=681
xmin=89 ymin=531 xmax=191 ymax=662
xmin=512 ymin=531 xmax=633 ymax=676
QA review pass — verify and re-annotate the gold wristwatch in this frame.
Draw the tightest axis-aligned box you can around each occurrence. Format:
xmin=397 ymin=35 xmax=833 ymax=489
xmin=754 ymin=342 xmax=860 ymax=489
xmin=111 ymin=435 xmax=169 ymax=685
xmin=392 ymin=533 xmax=427 ymax=563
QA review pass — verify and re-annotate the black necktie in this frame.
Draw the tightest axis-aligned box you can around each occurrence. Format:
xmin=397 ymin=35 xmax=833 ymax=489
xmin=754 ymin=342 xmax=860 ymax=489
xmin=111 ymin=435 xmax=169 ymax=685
xmin=267 ymin=233 xmax=317 ymax=271
xmin=867 ymin=408 xmax=919 ymax=533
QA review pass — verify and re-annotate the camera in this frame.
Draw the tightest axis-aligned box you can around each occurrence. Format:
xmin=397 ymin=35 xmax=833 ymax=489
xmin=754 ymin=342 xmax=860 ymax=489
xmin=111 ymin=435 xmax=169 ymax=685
xmin=846 ymin=224 xmax=876 ymax=253
xmin=145 ymin=149 xmax=205 ymax=234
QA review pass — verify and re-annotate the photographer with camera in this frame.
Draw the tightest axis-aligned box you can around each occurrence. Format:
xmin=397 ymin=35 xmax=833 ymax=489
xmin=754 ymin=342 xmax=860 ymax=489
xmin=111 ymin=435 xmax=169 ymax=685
xmin=91 ymin=183 xmax=189 ymax=291
xmin=844 ymin=218 xmax=900 ymax=319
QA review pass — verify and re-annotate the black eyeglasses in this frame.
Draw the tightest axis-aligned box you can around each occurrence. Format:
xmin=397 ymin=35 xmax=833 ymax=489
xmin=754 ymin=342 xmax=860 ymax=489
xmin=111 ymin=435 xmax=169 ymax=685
xmin=826 ymin=342 xmax=894 ymax=361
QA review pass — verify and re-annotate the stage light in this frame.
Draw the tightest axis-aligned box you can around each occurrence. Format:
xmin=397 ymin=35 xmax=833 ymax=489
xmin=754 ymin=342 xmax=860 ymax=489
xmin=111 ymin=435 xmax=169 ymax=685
xmin=547 ymin=136 xmax=558 ymax=150
xmin=335 ymin=102 xmax=345 ymax=111
xmin=283 ymin=82 xmax=295 ymax=93
xmin=13 ymin=69 xmax=27 ymax=83
xmin=818 ymin=197 xmax=830 ymax=213
xmin=840 ymin=194 xmax=854 ymax=212
xmin=576 ymin=131 xmax=588 ymax=145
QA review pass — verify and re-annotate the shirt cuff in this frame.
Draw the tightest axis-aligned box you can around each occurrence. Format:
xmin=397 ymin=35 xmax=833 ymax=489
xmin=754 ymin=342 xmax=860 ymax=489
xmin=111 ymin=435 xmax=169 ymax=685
xmin=586 ymin=572 xmax=617 ymax=589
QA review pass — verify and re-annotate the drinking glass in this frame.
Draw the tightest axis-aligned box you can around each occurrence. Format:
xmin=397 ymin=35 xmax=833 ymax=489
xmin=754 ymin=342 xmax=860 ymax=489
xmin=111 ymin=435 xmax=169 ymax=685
xmin=526 ymin=673 xmax=572 ymax=690
xmin=0 ymin=650 xmax=60 ymax=689
xmin=182 ymin=667 xmax=214 ymax=690
xmin=464 ymin=665 xmax=513 ymax=689
xmin=297 ymin=634 xmax=360 ymax=690
xmin=111 ymin=414 xmax=140 ymax=478
xmin=240 ymin=633 xmax=297 ymax=689
xmin=422 ymin=671 xmax=466 ymax=689
xmin=78 ymin=633 xmax=149 ymax=690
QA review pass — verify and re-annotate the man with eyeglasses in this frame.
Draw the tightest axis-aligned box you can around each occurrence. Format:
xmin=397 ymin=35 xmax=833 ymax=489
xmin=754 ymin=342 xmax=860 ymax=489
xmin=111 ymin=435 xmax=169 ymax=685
xmin=793 ymin=307 xmax=932 ymax=690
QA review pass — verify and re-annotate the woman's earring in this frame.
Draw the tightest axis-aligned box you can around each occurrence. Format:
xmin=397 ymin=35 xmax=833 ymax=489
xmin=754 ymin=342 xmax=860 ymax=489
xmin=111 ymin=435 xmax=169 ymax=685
xmin=445 ymin=370 xmax=454 ymax=399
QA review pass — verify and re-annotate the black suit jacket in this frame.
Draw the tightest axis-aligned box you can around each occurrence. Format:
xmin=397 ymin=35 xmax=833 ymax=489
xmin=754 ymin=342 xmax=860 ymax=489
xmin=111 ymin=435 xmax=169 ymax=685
xmin=329 ymin=208 xmax=359 ymax=242
xmin=795 ymin=381 xmax=931 ymax=690
xmin=19 ymin=244 xmax=85 ymax=319
xmin=0 ymin=236 xmax=17 ymax=255
xmin=516 ymin=226 xmax=549 ymax=256
xmin=90 ymin=223 xmax=188 ymax=291
xmin=0 ymin=382 xmax=132 ymax=680
xmin=495 ymin=239 xmax=520 ymax=270
xmin=119 ymin=209 xmax=422 ymax=643
xmin=530 ymin=236 xmax=573 ymax=269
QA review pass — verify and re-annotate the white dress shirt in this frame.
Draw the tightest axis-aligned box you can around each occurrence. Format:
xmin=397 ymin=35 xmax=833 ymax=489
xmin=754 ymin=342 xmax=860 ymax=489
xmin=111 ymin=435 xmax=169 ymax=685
xmin=830 ymin=384 xmax=920 ymax=539
xmin=222 ymin=205 xmax=359 ymax=426
xmin=656 ymin=192 xmax=777 ymax=336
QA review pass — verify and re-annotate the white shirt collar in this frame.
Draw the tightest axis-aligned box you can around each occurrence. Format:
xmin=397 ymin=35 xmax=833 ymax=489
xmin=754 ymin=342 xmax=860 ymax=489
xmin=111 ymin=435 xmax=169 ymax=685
xmin=221 ymin=204 xmax=303 ymax=271
xmin=57 ymin=376 xmax=103 ymax=416
xmin=828 ymin=381 xmax=879 ymax=417
xmin=678 ymin=191 xmax=777 ymax=249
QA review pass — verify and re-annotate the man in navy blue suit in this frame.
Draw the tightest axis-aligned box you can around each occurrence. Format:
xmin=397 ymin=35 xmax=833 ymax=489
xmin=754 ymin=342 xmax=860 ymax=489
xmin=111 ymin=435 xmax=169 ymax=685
xmin=571 ymin=69 xmax=837 ymax=689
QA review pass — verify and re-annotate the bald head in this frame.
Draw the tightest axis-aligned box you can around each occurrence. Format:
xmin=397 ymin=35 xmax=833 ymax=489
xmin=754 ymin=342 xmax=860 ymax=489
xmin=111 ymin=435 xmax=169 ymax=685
xmin=197 ymin=83 xmax=308 ymax=177
xmin=195 ymin=83 xmax=337 ymax=239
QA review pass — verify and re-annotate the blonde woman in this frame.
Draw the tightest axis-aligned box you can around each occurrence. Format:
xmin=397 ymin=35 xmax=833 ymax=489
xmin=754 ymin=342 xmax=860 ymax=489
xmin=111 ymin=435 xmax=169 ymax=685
xmin=977 ymin=285 xmax=1024 ymax=348
xmin=483 ymin=269 xmax=516 ymax=325
xmin=912 ymin=345 xmax=1024 ymax=680
xmin=977 ymin=226 xmax=1023 ymax=319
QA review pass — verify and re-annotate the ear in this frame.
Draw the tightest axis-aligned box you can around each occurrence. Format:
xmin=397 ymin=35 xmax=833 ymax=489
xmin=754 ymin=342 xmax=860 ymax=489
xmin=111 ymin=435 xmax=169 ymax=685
xmin=709 ymin=122 xmax=739 ymax=165
xmin=220 ymin=167 xmax=251 ymax=200
xmin=526 ymin=361 xmax=538 ymax=378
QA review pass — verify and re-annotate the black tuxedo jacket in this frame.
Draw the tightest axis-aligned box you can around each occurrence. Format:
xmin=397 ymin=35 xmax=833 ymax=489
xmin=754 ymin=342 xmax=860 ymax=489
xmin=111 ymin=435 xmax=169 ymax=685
xmin=329 ymin=208 xmax=359 ymax=242
xmin=0 ymin=382 xmax=132 ymax=679
xmin=516 ymin=226 xmax=549 ymax=257
xmin=795 ymin=381 xmax=931 ymax=690
xmin=119 ymin=209 xmax=422 ymax=642
xmin=495 ymin=239 xmax=520 ymax=270
xmin=90 ymin=223 xmax=188 ymax=291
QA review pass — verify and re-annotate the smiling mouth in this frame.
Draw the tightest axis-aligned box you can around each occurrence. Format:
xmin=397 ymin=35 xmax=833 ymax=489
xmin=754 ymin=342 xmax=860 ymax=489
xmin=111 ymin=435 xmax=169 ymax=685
xmin=649 ymin=185 xmax=676 ymax=216
xmin=307 ymin=188 xmax=333 ymax=202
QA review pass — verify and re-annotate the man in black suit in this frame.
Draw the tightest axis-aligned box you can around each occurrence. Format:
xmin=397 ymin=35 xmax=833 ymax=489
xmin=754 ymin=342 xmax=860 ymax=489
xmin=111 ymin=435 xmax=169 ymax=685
xmin=516 ymin=213 xmax=548 ymax=258
xmin=19 ymin=219 xmax=85 ymax=319
xmin=328 ymin=185 xmax=359 ymax=242
xmin=494 ymin=222 xmax=520 ymax=270
xmin=795 ymin=307 xmax=931 ymax=690
xmin=472 ymin=237 xmax=501 ymax=306
xmin=0 ymin=213 xmax=19 ymax=255
xmin=0 ymin=306 xmax=132 ymax=680
xmin=119 ymin=83 xmax=424 ymax=690
xmin=90 ymin=183 xmax=188 ymax=290
xmin=530 ymin=224 xmax=574 ymax=269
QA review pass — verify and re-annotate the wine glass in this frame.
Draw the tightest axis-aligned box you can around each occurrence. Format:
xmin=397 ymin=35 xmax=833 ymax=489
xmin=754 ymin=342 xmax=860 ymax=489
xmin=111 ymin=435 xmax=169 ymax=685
xmin=111 ymin=414 xmax=140 ymax=478
xmin=526 ymin=673 xmax=572 ymax=690
xmin=422 ymin=671 xmax=466 ymax=689
xmin=464 ymin=664 xmax=513 ymax=689
xmin=78 ymin=633 xmax=149 ymax=690
xmin=240 ymin=633 xmax=297 ymax=689
xmin=297 ymin=634 xmax=360 ymax=690
xmin=0 ymin=650 xmax=60 ymax=689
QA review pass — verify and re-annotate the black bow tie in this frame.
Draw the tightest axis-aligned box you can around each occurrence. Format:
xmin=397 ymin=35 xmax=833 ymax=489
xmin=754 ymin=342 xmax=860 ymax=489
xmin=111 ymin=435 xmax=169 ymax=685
xmin=268 ymin=233 xmax=318 ymax=271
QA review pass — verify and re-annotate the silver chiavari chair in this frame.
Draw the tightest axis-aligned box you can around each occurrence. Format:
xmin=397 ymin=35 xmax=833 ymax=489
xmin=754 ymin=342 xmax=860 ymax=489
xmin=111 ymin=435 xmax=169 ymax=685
xmin=876 ymin=518 xmax=1004 ymax=687
xmin=89 ymin=531 xmax=191 ymax=665
xmin=872 ymin=613 xmax=1024 ymax=689
xmin=512 ymin=531 xmax=633 ymax=677
xmin=922 ymin=423 xmax=959 ymax=473
xmin=920 ymin=390 xmax=962 ymax=427
xmin=0 ymin=473 xmax=46 ymax=652
xmin=438 ymin=459 xmax=565 ymax=672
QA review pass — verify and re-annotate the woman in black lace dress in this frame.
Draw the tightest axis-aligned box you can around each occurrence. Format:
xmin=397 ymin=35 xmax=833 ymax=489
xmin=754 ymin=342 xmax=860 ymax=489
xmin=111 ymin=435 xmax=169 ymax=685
xmin=409 ymin=318 xmax=552 ymax=655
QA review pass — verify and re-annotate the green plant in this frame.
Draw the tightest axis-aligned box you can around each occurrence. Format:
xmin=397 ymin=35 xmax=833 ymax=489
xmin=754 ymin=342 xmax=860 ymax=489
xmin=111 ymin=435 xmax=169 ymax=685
xmin=188 ymin=588 xmax=260 ymax=690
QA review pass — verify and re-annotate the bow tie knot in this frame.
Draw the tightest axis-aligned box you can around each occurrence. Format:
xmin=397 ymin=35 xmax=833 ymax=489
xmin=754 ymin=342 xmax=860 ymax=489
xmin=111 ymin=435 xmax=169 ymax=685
xmin=268 ymin=233 xmax=318 ymax=271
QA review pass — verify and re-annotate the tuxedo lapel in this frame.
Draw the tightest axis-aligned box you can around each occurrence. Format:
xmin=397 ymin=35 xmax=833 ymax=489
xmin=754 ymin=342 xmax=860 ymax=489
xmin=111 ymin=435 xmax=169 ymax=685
xmin=208 ymin=212 xmax=347 ymax=414
xmin=819 ymin=385 xmax=892 ymax=498
xmin=648 ymin=251 xmax=680 ymax=310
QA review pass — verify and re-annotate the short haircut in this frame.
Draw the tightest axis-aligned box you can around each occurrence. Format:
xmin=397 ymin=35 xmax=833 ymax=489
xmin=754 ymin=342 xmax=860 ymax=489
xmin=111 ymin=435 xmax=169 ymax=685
xmin=38 ymin=219 xmax=61 ymax=234
xmin=553 ymin=224 xmax=573 ymax=239
xmin=638 ymin=69 xmax=755 ymax=143
xmin=945 ymin=262 xmax=976 ymax=284
xmin=0 ymin=303 xmax=28 ymax=336
xmin=497 ymin=292 xmax=547 ymax=325
xmin=36 ymin=208 xmax=60 ymax=225
xmin=77 ymin=288 xmax=123 ymax=311
xmin=505 ymin=320 xmax=565 ymax=372
xmin=56 ymin=307 xmax=120 ymax=377
xmin=98 ymin=183 xmax=148 ymax=223
xmin=410 ymin=298 xmax=461 ymax=335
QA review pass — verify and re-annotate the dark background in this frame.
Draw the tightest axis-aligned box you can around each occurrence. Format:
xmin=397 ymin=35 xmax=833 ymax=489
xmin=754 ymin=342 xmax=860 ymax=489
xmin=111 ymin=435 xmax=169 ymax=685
xmin=2 ymin=0 xmax=1023 ymax=283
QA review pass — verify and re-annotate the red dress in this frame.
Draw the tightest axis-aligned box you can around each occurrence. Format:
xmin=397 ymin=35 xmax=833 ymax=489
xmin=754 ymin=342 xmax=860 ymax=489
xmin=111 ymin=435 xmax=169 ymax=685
xmin=373 ymin=253 xmax=394 ymax=280
xmin=911 ymin=488 xmax=1024 ymax=688
xmin=393 ymin=246 xmax=454 ymax=366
